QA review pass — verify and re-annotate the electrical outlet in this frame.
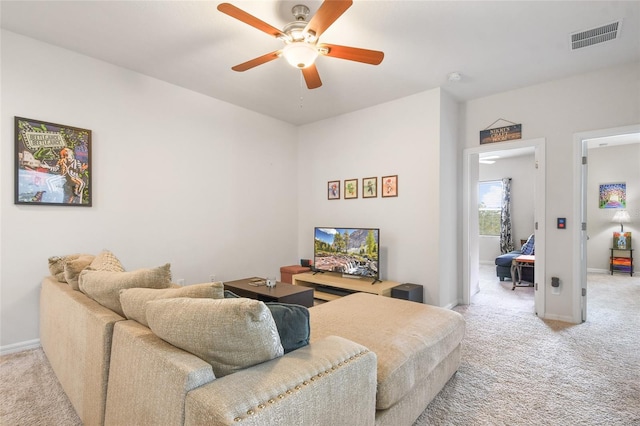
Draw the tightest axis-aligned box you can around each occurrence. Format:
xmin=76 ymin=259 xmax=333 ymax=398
xmin=177 ymin=278 xmax=185 ymax=286
xmin=209 ymin=274 xmax=216 ymax=282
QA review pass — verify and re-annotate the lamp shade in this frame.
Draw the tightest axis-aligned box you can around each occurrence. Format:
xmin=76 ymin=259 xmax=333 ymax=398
xmin=282 ymin=42 xmax=318 ymax=69
xmin=612 ymin=210 xmax=631 ymax=232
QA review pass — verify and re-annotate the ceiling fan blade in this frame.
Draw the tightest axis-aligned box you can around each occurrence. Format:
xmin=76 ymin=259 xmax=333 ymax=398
xmin=218 ymin=3 xmax=286 ymax=39
xmin=302 ymin=65 xmax=322 ymax=89
xmin=304 ymin=0 xmax=352 ymax=39
xmin=231 ymin=51 xmax=281 ymax=72
xmin=319 ymin=43 xmax=384 ymax=65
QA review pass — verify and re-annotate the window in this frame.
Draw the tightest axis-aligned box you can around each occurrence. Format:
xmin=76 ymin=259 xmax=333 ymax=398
xmin=478 ymin=180 xmax=502 ymax=236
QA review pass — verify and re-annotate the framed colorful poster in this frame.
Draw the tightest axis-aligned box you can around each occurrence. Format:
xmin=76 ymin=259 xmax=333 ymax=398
xmin=344 ymin=179 xmax=358 ymax=199
xmin=362 ymin=177 xmax=377 ymax=198
xmin=328 ymin=180 xmax=340 ymax=200
xmin=599 ymin=183 xmax=626 ymax=209
xmin=382 ymin=175 xmax=398 ymax=197
xmin=15 ymin=117 xmax=92 ymax=206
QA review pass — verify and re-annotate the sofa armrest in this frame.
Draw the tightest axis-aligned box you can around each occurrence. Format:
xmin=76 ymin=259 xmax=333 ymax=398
xmin=185 ymin=335 xmax=377 ymax=426
xmin=40 ymin=277 xmax=125 ymax=425
xmin=105 ymin=320 xmax=215 ymax=426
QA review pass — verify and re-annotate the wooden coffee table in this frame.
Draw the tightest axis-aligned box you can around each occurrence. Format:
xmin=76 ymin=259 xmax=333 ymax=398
xmin=224 ymin=277 xmax=314 ymax=307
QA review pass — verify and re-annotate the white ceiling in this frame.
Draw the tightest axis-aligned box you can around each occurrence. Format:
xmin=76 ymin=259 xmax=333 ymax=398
xmin=2 ymin=1 xmax=639 ymax=126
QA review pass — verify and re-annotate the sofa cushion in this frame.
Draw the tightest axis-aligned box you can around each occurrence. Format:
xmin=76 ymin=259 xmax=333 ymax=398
xmin=224 ymin=290 xmax=310 ymax=353
xmin=79 ymin=264 xmax=172 ymax=316
xmin=146 ymin=297 xmax=284 ymax=378
xmin=309 ymin=292 xmax=465 ymax=410
xmin=64 ymin=255 xmax=96 ymax=290
xmin=120 ymin=282 xmax=225 ymax=327
xmin=495 ymin=251 xmax=522 ymax=267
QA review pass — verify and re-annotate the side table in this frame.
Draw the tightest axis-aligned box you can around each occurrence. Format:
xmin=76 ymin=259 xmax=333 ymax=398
xmin=510 ymin=255 xmax=535 ymax=290
xmin=610 ymin=248 xmax=633 ymax=276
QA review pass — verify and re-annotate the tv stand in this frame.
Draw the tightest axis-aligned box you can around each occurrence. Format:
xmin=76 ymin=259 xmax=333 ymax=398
xmin=292 ymin=272 xmax=399 ymax=302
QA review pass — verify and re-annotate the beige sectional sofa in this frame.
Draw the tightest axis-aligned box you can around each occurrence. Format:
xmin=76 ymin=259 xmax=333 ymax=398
xmin=40 ymin=260 xmax=464 ymax=426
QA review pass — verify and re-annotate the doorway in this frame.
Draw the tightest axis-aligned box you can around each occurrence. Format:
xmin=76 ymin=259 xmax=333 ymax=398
xmin=463 ymin=138 xmax=546 ymax=317
xmin=573 ymin=124 xmax=640 ymax=322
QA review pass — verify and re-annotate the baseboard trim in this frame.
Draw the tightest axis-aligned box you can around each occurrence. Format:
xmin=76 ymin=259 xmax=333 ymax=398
xmin=0 ymin=339 xmax=41 ymax=356
xmin=541 ymin=313 xmax=576 ymax=323
xmin=587 ymin=268 xmax=609 ymax=274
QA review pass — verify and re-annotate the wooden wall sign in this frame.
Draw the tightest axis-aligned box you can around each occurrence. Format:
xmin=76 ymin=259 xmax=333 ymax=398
xmin=480 ymin=123 xmax=522 ymax=144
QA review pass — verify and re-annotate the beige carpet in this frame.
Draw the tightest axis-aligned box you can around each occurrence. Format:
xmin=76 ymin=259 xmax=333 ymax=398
xmin=1 ymin=268 xmax=639 ymax=425
xmin=415 ymin=266 xmax=640 ymax=425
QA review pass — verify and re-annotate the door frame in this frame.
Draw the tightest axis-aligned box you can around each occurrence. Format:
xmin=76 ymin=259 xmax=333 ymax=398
xmin=572 ymin=123 xmax=640 ymax=323
xmin=463 ymin=137 xmax=546 ymax=318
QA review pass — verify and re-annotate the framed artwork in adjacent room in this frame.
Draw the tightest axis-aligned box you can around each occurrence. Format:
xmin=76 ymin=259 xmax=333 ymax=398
xmin=15 ymin=117 xmax=92 ymax=206
xmin=599 ymin=182 xmax=626 ymax=209
xmin=363 ymin=177 xmax=377 ymax=198
xmin=344 ymin=179 xmax=358 ymax=199
xmin=613 ymin=232 xmax=632 ymax=250
xmin=328 ymin=180 xmax=340 ymax=200
xmin=381 ymin=175 xmax=398 ymax=197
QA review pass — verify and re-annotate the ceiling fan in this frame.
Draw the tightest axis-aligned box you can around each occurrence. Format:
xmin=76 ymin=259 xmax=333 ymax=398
xmin=217 ymin=0 xmax=384 ymax=89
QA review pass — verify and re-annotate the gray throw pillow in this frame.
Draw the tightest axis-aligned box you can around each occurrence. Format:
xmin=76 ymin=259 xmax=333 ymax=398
xmin=224 ymin=290 xmax=310 ymax=353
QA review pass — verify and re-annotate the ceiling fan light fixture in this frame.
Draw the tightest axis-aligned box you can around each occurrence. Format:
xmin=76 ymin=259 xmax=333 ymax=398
xmin=283 ymin=42 xmax=318 ymax=69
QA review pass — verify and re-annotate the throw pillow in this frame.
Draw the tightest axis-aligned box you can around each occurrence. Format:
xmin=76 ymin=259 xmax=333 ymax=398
xmin=87 ymin=250 xmax=125 ymax=272
xmin=521 ymin=234 xmax=535 ymax=255
xmin=224 ymin=290 xmax=310 ymax=353
xmin=120 ymin=282 xmax=225 ymax=327
xmin=146 ymin=297 xmax=284 ymax=378
xmin=264 ymin=302 xmax=310 ymax=353
xmin=48 ymin=254 xmax=90 ymax=283
xmin=63 ymin=255 xmax=96 ymax=290
xmin=79 ymin=264 xmax=172 ymax=316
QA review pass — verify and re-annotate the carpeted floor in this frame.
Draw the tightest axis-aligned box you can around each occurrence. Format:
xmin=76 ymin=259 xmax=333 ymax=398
xmin=414 ymin=266 xmax=640 ymax=425
xmin=1 ymin=267 xmax=638 ymax=425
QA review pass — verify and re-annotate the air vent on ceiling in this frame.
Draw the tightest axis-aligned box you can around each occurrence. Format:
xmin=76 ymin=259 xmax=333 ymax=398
xmin=571 ymin=21 xmax=621 ymax=50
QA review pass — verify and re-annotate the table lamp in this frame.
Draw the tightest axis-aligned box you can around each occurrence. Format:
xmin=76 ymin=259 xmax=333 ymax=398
xmin=612 ymin=210 xmax=631 ymax=232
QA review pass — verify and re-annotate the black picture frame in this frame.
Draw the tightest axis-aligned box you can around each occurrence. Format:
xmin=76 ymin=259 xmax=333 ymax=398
xmin=15 ymin=117 xmax=92 ymax=206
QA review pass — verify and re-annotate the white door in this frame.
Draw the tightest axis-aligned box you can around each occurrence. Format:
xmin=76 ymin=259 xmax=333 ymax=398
xmin=463 ymin=138 xmax=546 ymax=317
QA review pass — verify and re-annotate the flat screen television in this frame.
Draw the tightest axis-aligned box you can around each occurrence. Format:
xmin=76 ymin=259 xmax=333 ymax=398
xmin=313 ymin=227 xmax=380 ymax=282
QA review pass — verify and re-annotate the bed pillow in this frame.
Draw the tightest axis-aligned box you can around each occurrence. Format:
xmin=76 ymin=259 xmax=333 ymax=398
xmin=521 ymin=234 xmax=535 ymax=255
xmin=79 ymin=264 xmax=172 ymax=316
xmin=120 ymin=282 xmax=224 ymax=327
xmin=224 ymin=290 xmax=310 ymax=353
xmin=146 ymin=297 xmax=283 ymax=377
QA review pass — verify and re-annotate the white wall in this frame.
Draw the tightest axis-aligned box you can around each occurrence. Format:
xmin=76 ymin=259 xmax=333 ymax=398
xmin=1 ymin=31 xmax=299 ymax=347
xmin=463 ymin=61 xmax=640 ymax=321
xmin=478 ymin=154 xmax=536 ymax=262
xmin=587 ymin=143 xmax=640 ymax=271
xmin=297 ymin=88 xmax=459 ymax=307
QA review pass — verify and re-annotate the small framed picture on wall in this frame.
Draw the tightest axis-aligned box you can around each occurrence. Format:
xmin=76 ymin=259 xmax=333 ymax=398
xmin=362 ymin=177 xmax=377 ymax=198
xmin=344 ymin=179 xmax=358 ymax=199
xmin=328 ymin=180 xmax=340 ymax=200
xmin=381 ymin=175 xmax=398 ymax=197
